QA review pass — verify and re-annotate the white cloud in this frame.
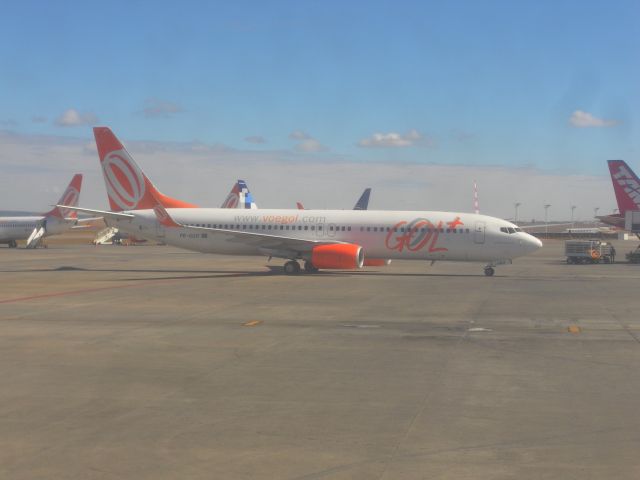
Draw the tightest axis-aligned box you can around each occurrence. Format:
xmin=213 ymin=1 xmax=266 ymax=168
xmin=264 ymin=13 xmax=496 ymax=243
xmin=0 ymin=130 xmax=617 ymax=221
xmin=569 ymin=110 xmax=618 ymax=128
xmin=54 ymin=109 xmax=98 ymax=127
xmin=288 ymin=131 xmax=327 ymax=152
xmin=294 ymin=138 xmax=328 ymax=153
xmin=245 ymin=135 xmax=267 ymax=144
xmin=358 ymin=129 xmax=432 ymax=148
xmin=141 ymin=98 xmax=184 ymax=118
xmin=289 ymin=130 xmax=311 ymax=140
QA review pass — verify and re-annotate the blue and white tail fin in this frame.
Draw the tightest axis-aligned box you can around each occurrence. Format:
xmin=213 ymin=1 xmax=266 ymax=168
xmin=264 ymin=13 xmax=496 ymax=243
xmin=221 ymin=180 xmax=257 ymax=209
xmin=353 ymin=188 xmax=371 ymax=210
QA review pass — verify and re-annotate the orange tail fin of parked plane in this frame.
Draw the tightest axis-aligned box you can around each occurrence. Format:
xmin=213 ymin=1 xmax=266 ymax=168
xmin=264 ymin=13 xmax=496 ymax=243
xmin=44 ymin=173 xmax=83 ymax=219
xmin=93 ymin=127 xmax=197 ymax=212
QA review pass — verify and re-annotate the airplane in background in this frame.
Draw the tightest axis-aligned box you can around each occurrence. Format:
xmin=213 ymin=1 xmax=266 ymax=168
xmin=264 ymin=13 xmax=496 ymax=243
xmin=220 ymin=180 xmax=257 ymax=209
xmin=1 ymin=174 xmax=85 ymax=248
xmin=296 ymin=188 xmax=372 ymax=211
xmin=67 ymin=127 xmax=542 ymax=276
xmin=598 ymin=160 xmax=640 ymax=231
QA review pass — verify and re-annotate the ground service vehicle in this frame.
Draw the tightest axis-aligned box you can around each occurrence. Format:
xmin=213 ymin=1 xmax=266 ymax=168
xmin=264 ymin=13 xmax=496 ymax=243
xmin=565 ymin=239 xmax=614 ymax=264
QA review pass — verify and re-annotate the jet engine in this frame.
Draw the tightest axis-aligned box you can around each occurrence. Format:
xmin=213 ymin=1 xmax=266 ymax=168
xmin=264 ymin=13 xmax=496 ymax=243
xmin=311 ymin=244 xmax=364 ymax=269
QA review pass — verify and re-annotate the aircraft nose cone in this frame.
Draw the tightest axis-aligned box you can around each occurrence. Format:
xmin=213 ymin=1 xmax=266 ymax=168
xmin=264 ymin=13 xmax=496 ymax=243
xmin=525 ymin=234 xmax=543 ymax=252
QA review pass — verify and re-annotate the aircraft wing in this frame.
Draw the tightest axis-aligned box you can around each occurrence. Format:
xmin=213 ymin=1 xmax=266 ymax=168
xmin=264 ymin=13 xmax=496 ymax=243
xmin=55 ymin=205 xmax=135 ymax=220
xmin=182 ymin=224 xmax=341 ymax=252
xmin=517 ymin=222 xmax=574 ymax=230
xmin=152 ymin=202 xmax=343 ymax=256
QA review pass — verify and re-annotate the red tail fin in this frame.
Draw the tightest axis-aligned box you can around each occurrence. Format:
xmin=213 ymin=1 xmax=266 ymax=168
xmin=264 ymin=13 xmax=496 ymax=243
xmin=608 ymin=160 xmax=640 ymax=214
xmin=45 ymin=174 xmax=82 ymax=219
xmin=93 ymin=127 xmax=197 ymax=211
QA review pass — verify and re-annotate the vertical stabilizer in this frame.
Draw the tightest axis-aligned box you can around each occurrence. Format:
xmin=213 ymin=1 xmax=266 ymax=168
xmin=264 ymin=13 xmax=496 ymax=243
xmin=608 ymin=160 xmax=640 ymax=214
xmin=353 ymin=188 xmax=371 ymax=210
xmin=93 ymin=127 xmax=197 ymax=211
xmin=45 ymin=174 xmax=82 ymax=219
xmin=220 ymin=180 xmax=258 ymax=209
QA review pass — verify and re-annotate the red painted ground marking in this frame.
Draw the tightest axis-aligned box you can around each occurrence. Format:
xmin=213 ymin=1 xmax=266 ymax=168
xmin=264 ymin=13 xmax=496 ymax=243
xmin=0 ymin=281 xmax=162 ymax=305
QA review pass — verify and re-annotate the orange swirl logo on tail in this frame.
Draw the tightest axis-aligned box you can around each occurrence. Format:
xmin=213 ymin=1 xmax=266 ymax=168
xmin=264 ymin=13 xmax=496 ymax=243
xmin=58 ymin=187 xmax=80 ymax=218
xmin=102 ymin=149 xmax=146 ymax=210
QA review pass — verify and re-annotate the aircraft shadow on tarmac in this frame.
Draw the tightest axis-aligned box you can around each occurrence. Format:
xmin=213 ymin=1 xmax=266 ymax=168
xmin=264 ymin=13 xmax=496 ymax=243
xmin=0 ymin=265 xmax=485 ymax=279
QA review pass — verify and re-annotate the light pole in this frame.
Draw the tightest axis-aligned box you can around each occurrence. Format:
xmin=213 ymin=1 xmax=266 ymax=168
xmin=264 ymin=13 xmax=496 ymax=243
xmin=594 ymin=207 xmax=600 ymax=225
xmin=514 ymin=202 xmax=521 ymax=224
xmin=544 ymin=204 xmax=551 ymax=236
xmin=571 ymin=205 xmax=576 ymax=226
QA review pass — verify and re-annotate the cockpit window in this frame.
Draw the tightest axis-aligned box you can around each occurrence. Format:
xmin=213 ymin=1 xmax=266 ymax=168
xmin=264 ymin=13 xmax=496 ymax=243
xmin=501 ymin=227 xmax=519 ymax=234
xmin=507 ymin=227 xmax=516 ymax=234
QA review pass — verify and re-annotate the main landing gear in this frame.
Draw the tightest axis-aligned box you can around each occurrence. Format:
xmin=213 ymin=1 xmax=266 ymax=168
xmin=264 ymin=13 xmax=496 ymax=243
xmin=8 ymin=240 xmax=17 ymax=248
xmin=283 ymin=260 xmax=301 ymax=275
xmin=484 ymin=266 xmax=495 ymax=277
xmin=283 ymin=260 xmax=319 ymax=275
xmin=304 ymin=261 xmax=319 ymax=273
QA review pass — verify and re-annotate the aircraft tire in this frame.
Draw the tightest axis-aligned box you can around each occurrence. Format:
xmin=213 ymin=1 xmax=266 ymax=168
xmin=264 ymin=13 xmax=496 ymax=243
xmin=304 ymin=261 xmax=319 ymax=273
xmin=484 ymin=267 xmax=495 ymax=277
xmin=284 ymin=260 xmax=301 ymax=275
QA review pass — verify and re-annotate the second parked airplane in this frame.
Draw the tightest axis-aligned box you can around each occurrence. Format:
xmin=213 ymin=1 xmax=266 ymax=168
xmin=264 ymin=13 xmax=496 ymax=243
xmin=1 ymin=174 xmax=84 ymax=248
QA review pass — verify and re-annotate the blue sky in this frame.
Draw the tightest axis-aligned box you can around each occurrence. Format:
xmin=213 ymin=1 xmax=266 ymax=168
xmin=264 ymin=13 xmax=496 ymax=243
xmin=0 ymin=1 xmax=638 ymax=217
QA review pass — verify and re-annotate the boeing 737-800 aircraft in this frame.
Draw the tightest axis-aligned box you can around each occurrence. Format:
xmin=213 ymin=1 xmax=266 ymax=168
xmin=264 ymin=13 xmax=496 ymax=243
xmin=1 ymin=174 xmax=84 ymax=248
xmin=66 ymin=128 xmax=542 ymax=275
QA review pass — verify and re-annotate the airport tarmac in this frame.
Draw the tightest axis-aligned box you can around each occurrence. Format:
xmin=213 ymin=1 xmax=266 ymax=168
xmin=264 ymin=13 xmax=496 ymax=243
xmin=1 ymin=239 xmax=640 ymax=479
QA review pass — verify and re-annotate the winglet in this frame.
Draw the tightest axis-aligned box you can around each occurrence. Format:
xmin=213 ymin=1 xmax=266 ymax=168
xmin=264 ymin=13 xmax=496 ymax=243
xmin=608 ymin=160 xmax=640 ymax=214
xmin=45 ymin=174 xmax=83 ymax=219
xmin=296 ymin=202 xmax=304 ymax=210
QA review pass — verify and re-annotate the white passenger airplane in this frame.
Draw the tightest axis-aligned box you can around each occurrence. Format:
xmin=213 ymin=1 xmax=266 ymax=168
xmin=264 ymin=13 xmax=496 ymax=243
xmin=66 ymin=127 xmax=542 ymax=275
xmin=1 ymin=174 xmax=84 ymax=248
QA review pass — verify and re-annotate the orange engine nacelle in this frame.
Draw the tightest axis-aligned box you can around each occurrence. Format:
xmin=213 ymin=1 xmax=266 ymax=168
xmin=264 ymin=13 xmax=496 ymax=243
xmin=363 ymin=258 xmax=392 ymax=267
xmin=311 ymin=244 xmax=364 ymax=270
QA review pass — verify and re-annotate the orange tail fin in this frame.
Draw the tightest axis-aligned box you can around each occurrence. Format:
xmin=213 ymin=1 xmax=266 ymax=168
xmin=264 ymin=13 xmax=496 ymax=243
xmin=93 ymin=127 xmax=197 ymax=211
xmin=45 ymin=174 xmax=83 ymax=218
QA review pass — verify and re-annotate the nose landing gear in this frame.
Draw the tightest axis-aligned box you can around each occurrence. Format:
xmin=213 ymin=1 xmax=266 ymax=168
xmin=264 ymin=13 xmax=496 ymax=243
xmin=484 ymin=266 xmax=495 ymax=276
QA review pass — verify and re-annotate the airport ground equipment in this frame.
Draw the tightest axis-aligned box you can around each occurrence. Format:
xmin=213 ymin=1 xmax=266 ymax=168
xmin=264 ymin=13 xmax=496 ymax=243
xmin=94 ymin=227 xmax=119 ymax=245
xmin=565 ymin=239 xmax=614 ymax=264
xmin=626 ymin=247 xmax=640 ymax=263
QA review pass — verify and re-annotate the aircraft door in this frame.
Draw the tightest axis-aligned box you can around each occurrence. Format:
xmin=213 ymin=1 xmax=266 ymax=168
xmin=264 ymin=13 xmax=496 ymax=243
xmin=474 ymin=221 xmax=485 ymax=244
xmin=316 ymin=223 xmax=325 ymax=238
xmin=327 ymin=223 xmax=337 ymax=237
